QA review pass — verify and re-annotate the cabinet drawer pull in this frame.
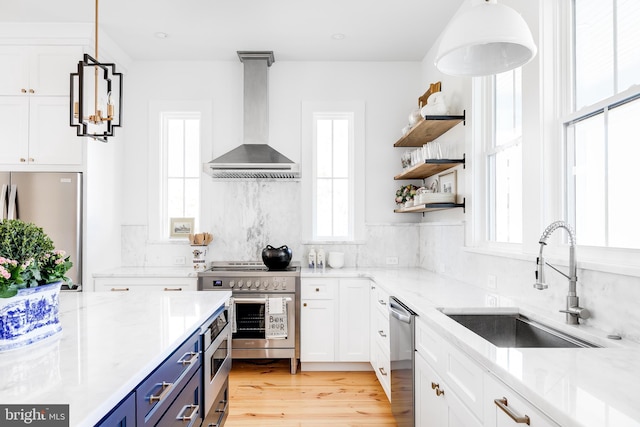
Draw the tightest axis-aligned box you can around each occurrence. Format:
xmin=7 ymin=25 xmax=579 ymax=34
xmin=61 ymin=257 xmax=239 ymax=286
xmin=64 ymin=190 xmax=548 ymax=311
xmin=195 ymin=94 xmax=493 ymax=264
xmin=315 ymin=287 xmax=320 ymax=292
xmin=431 ymin=382 xmax=445 ymax=397
xmin=378 ymin=330 xmax=387 ymax=338
xmin=378 ymin=367 xmax=388 ymax=376
xmin=378 ymin=299 xmax=387 ymax=306
xmin=177 ymin=351 xmax=198 ymax=366
xmin=494 ymin=397 xmax=530 ymax=425
xmin=149 ymin=381 xmax=173 ymax=403
xmin=164 ymin=287 xmax=183 ymax=291
xmin=110 ymin=287 xmax=130 ymax=292
xmin=176 ymin=404 xmax=199 ymax=421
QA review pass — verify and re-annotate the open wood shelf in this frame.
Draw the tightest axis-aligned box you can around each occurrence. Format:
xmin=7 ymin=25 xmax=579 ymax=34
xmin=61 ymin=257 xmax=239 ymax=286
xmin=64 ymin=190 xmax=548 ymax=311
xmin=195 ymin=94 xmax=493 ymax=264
xmin=394 ymin=156 xmax=465 ymax=180
xmin=394 ymin=199 xmax=466 ymax=214
xmin=393 ymin=111 xmax=466 ymax=148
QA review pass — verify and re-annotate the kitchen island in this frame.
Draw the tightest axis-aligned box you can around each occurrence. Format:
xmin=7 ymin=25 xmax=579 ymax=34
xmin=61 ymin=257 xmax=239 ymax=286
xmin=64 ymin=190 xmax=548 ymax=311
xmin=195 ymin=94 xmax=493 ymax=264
xmin=0 ymin=290 xmax=230 ymax=427
xmin=303 ymin=267 xmax=640 ymax=427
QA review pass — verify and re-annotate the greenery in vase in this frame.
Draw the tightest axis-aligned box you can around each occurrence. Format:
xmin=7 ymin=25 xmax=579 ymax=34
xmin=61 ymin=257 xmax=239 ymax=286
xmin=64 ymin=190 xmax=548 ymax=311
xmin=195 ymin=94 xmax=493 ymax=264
xmin=0 ymin=219 xmax=73 ymax=298
xmin=395 ymin=184 xmax=418 ymax=205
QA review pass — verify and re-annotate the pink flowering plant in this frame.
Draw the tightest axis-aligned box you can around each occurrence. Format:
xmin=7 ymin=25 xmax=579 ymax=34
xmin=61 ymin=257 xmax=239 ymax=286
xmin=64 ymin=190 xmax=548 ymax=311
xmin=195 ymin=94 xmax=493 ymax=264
xmin=0 ymin=219 xmax=73 ymax=298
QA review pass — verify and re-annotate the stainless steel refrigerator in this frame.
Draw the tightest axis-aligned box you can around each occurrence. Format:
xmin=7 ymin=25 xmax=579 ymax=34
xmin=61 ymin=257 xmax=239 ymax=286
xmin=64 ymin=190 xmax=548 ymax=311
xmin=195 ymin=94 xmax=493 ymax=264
xmin=0 ymin=172 xmax=82 ymax=288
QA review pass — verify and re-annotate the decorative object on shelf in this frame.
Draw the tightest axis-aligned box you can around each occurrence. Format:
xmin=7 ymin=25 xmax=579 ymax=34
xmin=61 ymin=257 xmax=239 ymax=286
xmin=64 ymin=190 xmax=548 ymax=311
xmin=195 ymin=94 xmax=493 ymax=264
xmin=0 ymin=219 xmax=73 ymax=352
xmin=438 ymin=169 xmax=457 ymax=197
xmin=421 ymin=92 xmax=449 ymax=116
xmin=408 ymin=108 xmax=422 ymax=127
xmin=170 ymin=217 xmax=195 ymax=238
xmin=419 ymin=82 xmax=442 ymax=108
xmin=435 ymin=0 xmax=536 ymax=77
xmin=395 ymin=184 xmax=418 ymax=206
xmin=70 ymin=0 xmax=123 ymax=143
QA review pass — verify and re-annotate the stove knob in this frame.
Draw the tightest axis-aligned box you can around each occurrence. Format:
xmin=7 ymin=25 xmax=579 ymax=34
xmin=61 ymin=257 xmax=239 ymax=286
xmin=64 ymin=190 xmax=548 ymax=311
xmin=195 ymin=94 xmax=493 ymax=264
xmin=246 ymin=280 xmax=252 ymax=289
xmin=238 ymin=280 xmax=244 ymax=289
xmin=273 ymin=282 xmax=279 ymax=290
xmin=229 ymin=280 xmax=235 ymax=288
xmin=262 ymin=281 xmax=269 ymax=290
xmin=281 ymin=282 xmax=287 ymax=290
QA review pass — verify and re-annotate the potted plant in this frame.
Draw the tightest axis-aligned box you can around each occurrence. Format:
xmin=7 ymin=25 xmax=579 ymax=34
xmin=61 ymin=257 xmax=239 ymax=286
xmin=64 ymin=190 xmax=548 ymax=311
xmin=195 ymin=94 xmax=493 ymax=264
xmin=0 ymin=219 xmax=73 ymax=352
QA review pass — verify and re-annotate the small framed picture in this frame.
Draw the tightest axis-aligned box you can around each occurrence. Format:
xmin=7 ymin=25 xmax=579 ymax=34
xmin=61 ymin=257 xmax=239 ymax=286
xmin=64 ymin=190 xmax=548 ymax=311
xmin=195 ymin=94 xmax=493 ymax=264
xmin=170 ymin=217 xmax=194 ymax=238
xmin=438 ymin=170 xmax=457 ymax=195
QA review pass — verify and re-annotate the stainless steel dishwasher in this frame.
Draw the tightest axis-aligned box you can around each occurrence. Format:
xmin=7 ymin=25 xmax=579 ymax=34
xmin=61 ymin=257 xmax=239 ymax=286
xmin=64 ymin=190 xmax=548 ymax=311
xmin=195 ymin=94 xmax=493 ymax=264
xmin=389 ymin=297 xmax=417 ymax=427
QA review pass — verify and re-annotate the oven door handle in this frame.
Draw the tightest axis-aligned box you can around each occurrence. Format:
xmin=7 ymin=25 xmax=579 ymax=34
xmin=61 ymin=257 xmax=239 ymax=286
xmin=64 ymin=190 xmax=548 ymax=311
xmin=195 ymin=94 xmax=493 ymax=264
xmin=233 ymin=297 xmax=292 ymax=304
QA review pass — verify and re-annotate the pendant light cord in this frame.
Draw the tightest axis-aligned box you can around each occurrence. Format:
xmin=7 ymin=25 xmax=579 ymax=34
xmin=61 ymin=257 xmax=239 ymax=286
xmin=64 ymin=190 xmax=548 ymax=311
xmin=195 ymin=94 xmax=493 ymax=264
xmin=94 ymin=0 xmax=99 ymax=117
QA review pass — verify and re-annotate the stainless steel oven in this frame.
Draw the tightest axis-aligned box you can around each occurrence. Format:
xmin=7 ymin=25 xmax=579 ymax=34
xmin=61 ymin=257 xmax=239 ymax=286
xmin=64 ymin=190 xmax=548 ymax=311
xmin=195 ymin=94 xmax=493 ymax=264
xmin=201 ymin=304 xmax=232 ymax=426
xmin=198 ymin=261 xmax=301 ymax=374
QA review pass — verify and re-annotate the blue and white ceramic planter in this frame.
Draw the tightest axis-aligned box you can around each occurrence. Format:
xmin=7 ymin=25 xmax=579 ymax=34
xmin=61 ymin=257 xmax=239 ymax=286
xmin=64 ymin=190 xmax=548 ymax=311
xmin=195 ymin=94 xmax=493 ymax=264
xmin=0 ymin=281 xmax=63 ymax=352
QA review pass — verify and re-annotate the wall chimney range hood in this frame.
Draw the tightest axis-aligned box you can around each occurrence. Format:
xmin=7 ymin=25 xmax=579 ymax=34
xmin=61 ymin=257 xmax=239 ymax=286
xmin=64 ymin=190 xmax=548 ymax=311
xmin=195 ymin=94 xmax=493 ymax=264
xmin=205 ymin=51 xmax=300 ymax=179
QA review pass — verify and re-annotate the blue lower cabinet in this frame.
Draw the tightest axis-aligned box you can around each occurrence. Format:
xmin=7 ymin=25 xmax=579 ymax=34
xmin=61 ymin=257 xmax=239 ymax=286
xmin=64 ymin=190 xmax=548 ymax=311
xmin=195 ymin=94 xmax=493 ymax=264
xmin=156 ymin=367 xmax=202 ymax=427
xmin=136 ymin=330 xmax=201 ymax=426
xmin=95 ymin=392 xmax=136 ymax=427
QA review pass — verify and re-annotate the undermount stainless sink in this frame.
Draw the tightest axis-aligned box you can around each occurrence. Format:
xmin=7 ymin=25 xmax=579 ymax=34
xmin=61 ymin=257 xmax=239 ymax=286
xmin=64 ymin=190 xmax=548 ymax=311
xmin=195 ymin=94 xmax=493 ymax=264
xmin=444 ymin=312 xmax=600 ymax=348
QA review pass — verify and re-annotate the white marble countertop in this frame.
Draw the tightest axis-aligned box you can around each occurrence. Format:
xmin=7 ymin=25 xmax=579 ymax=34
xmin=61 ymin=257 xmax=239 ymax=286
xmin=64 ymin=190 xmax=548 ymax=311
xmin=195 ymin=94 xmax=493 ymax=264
xmin=93 ymin=266 xmax=199 ymax=278
xmin=0 ymin=290 xmax=230 ymax=427
xmin=302 ymin=267 xmax=640 ymax=427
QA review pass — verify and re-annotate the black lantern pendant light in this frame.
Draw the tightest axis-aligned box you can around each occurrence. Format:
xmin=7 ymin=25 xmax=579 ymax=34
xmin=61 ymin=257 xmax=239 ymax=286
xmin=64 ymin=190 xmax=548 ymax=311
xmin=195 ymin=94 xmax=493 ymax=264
xmin=70 ymin=0 xmax=123 ymax=143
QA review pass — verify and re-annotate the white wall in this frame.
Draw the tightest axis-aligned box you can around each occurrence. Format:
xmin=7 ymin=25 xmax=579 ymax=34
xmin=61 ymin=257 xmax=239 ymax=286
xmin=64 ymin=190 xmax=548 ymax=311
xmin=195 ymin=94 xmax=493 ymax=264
xmin=120 ymin=59 xmax=426 ymax=266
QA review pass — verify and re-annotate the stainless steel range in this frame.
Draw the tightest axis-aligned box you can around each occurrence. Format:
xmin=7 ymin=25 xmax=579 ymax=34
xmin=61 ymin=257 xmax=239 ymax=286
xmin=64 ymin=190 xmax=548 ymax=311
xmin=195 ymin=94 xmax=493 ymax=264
xmin=197 ymin=261 xmax=301 ymax=374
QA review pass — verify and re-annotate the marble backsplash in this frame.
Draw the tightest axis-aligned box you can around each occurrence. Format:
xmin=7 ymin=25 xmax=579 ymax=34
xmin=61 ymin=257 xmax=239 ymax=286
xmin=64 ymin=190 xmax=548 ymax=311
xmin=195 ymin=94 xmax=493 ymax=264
xmin=418 ymin=222 xmax=640 ymax=344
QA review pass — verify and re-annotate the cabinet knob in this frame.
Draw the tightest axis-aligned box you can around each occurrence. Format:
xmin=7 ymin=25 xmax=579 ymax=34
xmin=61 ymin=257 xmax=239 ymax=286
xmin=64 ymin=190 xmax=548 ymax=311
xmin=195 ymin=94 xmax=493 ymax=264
xmin=21 ymin=88 xmax=27 ymax=93
xmin=19 ymin=158 xmax=27 ymax=163
xmin=431 ymin=382 xmax=445 ymax=397
xmin=315 ymin=287 xmax=319 ymax=292
xmin=303 ymin=303 xmax=307 ymax=307
xmin=28 ymin=89 xmax=35 ymax=94
xmin=28 ymin=158 xmax=34 ymax=163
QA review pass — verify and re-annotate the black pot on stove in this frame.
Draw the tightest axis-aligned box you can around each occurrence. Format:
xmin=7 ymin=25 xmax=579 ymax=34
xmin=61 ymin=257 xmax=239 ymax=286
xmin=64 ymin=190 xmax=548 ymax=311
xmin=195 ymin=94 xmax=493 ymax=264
xmin=261 ymin=245 xmax=292 ymax=270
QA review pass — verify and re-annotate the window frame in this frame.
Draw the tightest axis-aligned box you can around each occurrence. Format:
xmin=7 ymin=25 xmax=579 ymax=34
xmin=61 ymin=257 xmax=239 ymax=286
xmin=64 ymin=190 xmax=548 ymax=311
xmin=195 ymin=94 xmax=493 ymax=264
xmin=301 ymin=101 xmax=365 ymax=244
xmin=561 ymin=0 xmax=640 ymax=263
xmin=147 ymin=100 xmax=212 ymax=242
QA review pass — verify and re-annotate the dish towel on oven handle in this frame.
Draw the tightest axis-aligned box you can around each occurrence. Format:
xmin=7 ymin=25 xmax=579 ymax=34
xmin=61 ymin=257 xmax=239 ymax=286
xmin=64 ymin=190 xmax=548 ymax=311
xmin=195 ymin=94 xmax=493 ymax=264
xmin=266 ymin=297 xmax=288 ymax=339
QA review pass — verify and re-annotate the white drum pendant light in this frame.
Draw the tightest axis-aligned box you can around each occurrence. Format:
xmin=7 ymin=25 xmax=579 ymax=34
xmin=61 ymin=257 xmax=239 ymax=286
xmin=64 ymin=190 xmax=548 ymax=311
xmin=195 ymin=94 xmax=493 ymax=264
xmin=435 ymin=0 xmax=537 ymax=77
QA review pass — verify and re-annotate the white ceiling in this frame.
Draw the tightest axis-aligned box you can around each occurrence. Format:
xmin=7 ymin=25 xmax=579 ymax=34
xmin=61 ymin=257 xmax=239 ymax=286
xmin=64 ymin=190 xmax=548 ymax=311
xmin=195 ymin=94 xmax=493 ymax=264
xmin=3 ymin=0 xmax=464 ymax=62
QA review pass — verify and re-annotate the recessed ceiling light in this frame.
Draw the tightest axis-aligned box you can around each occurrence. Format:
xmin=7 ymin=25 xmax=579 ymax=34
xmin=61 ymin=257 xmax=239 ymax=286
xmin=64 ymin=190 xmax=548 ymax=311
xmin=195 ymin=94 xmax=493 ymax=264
xmin=155 ymin=32 xmax=168 ymax=39
xmin=331 ymin=33 xmax=346 ymax=40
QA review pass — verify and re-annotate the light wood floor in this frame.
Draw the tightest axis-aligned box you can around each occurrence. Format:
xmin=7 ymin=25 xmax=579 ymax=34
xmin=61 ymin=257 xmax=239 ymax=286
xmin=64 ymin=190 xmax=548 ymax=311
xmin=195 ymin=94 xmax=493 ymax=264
xmin=225 ymin=359 xmax=397 ymax=427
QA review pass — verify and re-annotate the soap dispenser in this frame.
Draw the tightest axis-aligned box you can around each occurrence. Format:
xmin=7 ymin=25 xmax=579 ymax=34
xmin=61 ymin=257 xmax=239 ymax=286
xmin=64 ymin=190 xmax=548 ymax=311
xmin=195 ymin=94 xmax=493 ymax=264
xmin=317 ymin=248 xmax=326 ymax=273
xmin=308 ymin=247 xmax=317 ymax=270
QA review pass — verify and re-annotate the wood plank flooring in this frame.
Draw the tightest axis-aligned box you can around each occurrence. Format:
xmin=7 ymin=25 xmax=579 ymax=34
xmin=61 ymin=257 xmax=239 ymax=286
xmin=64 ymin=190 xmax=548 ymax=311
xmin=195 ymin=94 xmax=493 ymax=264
xmin=225 ymin=359 xmax=397 ymax=427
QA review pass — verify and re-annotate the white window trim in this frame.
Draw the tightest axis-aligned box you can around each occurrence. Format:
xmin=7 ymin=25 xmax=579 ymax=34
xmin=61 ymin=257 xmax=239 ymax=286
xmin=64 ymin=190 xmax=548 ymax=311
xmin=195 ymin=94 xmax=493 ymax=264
xmin=469 ymin=0 xmax=640 ymax=277
xmin=147 ymin=100 xmax=212 ymax=243
xmin=301 ymin=100 xmax=365 ymax=243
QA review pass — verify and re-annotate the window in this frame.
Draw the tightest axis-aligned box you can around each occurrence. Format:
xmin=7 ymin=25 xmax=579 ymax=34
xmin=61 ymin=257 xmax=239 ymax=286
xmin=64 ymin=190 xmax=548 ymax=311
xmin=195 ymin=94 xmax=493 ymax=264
xmin=566 ymin=0 xmax=640 ymax=249
xmin=313 ymin=113 xmax=353 ymax=240
xmin=301 ymin=101 xmax=365 ymax=243
xmin=487 ymin=68 xmax=523 ymax=244
xmin=160 ymin=112 xmax=201 ymax=238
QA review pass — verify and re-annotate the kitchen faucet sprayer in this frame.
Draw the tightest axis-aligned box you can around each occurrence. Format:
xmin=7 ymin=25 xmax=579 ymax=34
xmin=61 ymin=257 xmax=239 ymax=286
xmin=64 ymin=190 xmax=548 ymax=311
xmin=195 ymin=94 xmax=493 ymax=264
xmin=534 ymin=221 xmax=590 ymax=325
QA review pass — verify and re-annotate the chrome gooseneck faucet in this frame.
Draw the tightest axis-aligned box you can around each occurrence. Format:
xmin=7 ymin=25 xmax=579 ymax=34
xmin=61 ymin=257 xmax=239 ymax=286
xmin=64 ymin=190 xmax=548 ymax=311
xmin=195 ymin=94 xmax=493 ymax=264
xmin=534 ymin=221 xmax=590 ymax=325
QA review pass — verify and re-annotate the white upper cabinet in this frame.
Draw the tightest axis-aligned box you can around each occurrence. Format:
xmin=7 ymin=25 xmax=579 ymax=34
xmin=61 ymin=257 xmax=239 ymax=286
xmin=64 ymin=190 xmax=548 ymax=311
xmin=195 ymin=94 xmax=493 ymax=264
xmin=0 ymin=45 xmax=84 ymax=166
xmin=0 ymin=45 xmax=82 ymax=96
